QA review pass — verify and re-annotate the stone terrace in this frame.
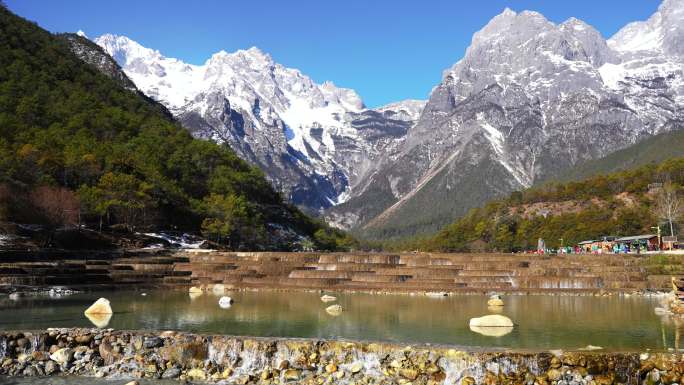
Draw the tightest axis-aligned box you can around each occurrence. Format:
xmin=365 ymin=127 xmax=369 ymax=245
xmin=175 ymin=251 xmax=679 ymax=293
xmin=0 ymin=250 xmax=681 ymax=293
xmin=0 ymin=249 xmax=191 ymax=290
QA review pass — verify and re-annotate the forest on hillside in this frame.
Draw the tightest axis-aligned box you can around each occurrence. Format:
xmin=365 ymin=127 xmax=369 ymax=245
xmin=381 ymin=158 xmax=684 ymax=252
xmin=0 ymin=6 xmax=354 ymax=251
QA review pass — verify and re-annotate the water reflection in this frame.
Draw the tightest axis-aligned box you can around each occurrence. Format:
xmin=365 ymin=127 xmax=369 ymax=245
xmin=0 ymin=291 xmax=677 ymax=350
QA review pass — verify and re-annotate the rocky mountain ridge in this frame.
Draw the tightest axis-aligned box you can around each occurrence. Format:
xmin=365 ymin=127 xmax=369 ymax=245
xmin=339 ymin=0 xmax=684 ymax=239
xmin=83 ymin=0 xmax=683 ymax=239
xmin=93 ymin=34 xmax=424 ymax=212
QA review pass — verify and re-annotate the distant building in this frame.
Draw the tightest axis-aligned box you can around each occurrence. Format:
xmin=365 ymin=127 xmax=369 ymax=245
xmin=614 ymin=234 xmax=659 ymax=253
xmin=577 ymin=236 xmax=617 ymax=253
xmin=663 ymin=236 xmax=679 ymax=250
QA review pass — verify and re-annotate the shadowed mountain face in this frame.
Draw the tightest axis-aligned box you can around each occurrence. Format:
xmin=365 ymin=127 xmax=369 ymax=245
xmin=81 ymin=1 xmax=683 ymax=239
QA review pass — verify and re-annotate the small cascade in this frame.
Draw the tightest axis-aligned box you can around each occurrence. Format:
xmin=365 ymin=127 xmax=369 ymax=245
xmin=0 ymin=337 xmax=7 ymax=359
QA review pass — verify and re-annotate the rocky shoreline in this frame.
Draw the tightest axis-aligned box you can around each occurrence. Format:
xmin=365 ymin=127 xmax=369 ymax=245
xmin=0 ymin=328 xmax=681 ymax=384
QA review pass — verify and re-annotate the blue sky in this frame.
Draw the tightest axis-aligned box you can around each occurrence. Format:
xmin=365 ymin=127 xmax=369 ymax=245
xmin=7 ymin=0 xmax=660 ymax=108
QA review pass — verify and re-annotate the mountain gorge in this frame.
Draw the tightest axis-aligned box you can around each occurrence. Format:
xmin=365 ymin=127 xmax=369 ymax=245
xmin=86 ymin=0 xmax=683 ymax=240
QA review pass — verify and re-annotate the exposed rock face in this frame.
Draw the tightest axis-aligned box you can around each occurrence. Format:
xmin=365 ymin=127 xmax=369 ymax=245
xmin=60 ymin=33 xmax=137 ymax=91
xmin=0 ymin=328 xmax=677 ymax=385
xmin=91 ymin=34 xmax=424 ymax=213
xmin=341 ymin=2 xmax=684 ymax=238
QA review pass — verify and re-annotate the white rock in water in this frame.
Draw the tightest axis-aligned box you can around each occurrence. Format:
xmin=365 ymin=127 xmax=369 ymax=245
xmin=469 ymin=325 xmax=514 ymax=337
xmin=325 ymin=304 xmax=343 ymax=316
xmin=8 ymin=293 xmax=19 ymax=301
xmin=49 ymin=348 xmax=74 ymax=365
xmin=85 ymin=312 xmax=112 ymax=328
xmin=219 ymin=296 xmax=233 ymax=308
xmin=654 ymin=307 xmax=671 ymax=315
xmin=141 ymin=293 xmax=147 ymax=296
xmin=189 ymin=286 xmax=202 ymax=293
xmin=487 ymin=298 xmax=504 ymax=307
xmin=84 ymin=298 xmax=112 ymax=315
xmin=469 ymin=314 xmax=513 ymax=327
xmin=212 ymin=284 xmax=226 ymax=294
xmin=320 ymin=294 xmax=337 ymax=302
xmin=579 ymin=345 xmax=603 ymax=351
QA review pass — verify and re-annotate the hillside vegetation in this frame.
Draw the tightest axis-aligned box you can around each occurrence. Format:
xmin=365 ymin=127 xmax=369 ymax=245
xmin=385 ymin=158 xmax=684 ymax=252
xmin=0 ymin=6 xmax=353 ymax=251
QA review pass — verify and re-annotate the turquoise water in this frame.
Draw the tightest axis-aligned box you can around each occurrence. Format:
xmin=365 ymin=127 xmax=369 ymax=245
xmin=0 ymin=290 xmax=678 ymax=351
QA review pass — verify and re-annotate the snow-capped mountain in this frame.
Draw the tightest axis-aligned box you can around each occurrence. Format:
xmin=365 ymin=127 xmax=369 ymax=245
xmin=331 ymin=0 xmax=684 ymax=238
xmin=93 ymin=34 xmax=424 ymax=211
xmin=81 ymin=0 xmax=682 ymax=239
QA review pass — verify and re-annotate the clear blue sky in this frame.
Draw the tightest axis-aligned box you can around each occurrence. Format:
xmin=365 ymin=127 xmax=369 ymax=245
xmin=7 ymin=0 xmax=660 ymax=108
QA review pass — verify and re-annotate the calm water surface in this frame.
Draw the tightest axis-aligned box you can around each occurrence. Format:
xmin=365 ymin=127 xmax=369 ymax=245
xmin=0 ymin=290 xmax=679 ymax=351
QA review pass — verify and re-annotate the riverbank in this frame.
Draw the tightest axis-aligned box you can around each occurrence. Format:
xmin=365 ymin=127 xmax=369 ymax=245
xmin=0 ymin=328 xmax=679 ymax=385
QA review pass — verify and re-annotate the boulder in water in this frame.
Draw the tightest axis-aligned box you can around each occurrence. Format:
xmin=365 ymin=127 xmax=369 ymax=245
xmin=320 ymin=294 xmax=336 ymax=303
xmin=487 ymin=298 xmax=504 ymax=306
xmin=188 ymin=286 xmax=202 ymax=293
xmin=469 ymin=325 xmax=513 ymax=337
xmin=469 ymin=314 xmax=513 ymax=327
xmin=84 ymin=298 xmax=112 ymax=315
xmin=218 ymin=296 xmax=233 ymax=308
xmin=487 ymin=305 xmax=504 ymax=314
xmin=325 ymin=304 xmax=343 ymax=316
xmin=49 ymin=348 xmax=74 ymax=365
xmin=85 ymin=312 xmax=112 ymax=328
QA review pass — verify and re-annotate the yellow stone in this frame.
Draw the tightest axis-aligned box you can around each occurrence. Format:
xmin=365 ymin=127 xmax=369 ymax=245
xmin=187 ymin=368 xmax=206 ymax=380
xmin=84 ymin=298 xmax=112 ymax=315
xmin=351 ymin=362 xmax=363 ymax=373
xmin=487 ymin=298 xmax=504 ymax=307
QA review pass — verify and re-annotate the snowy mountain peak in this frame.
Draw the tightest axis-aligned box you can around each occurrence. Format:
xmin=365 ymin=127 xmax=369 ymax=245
xmin=561 ymin=17 xmax=590 ymax=31
xmin=76 ymin=30 xmax=87 ymax=38
xmin=472 ymin=7 xmax=553 ymax=46
xmin=609 ymin=0 xmax=684 ymax=56
xmin=375 ymin=99 xmax=426 ymax=121
xmin=95 ymin=34 xmax=164 ymax=67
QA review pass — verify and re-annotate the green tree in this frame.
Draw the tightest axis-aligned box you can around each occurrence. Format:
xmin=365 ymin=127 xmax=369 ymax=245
xmin=201 ymin=193 xmax=264 ymax=249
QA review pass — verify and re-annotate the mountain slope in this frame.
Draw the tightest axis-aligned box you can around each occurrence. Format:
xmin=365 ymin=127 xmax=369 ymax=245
xmin=0 ymin=5 xmax=346 ymax=250
xmin=92 ymin=35 xmax=424 ymax=212
xmin=404 ymin=157 xmax=684 ymax=253
xmin=348 ymin=1 xmax=684 ymax=240
xmin=558 ymin=128 xmax=684 ymax=182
